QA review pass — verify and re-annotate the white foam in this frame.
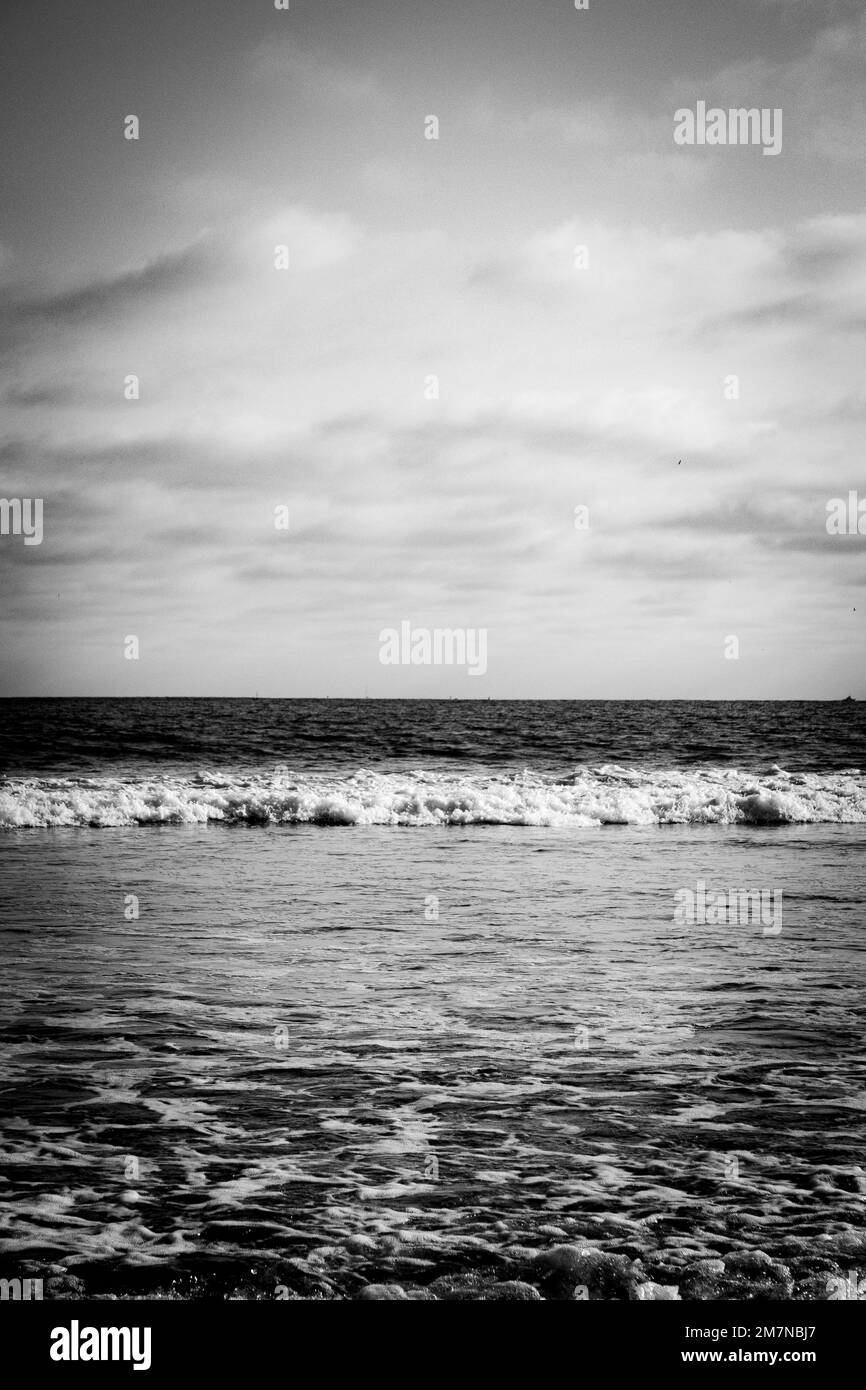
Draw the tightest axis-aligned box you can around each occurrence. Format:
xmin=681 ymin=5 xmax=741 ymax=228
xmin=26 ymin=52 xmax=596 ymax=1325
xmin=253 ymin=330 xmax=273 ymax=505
xmin=1 ymin=765 xmax=864 ymax=828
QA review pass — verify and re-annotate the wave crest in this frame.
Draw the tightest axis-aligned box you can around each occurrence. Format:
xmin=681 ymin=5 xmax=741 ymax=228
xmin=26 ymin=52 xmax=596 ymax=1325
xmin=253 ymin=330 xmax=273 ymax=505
xmin=1 ymin=765 xmax=864 ymax=829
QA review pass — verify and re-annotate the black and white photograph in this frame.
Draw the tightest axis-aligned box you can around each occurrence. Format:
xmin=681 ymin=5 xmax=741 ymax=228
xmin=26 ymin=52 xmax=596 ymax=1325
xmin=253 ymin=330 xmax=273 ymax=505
xmin=1 ymin=0 xmax=864 ymax=1370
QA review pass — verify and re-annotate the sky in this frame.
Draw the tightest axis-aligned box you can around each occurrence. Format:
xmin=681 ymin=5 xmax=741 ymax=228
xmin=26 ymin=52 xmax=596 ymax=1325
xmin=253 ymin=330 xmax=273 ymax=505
xmin=1 ymin=0 xmax=864 ymax=698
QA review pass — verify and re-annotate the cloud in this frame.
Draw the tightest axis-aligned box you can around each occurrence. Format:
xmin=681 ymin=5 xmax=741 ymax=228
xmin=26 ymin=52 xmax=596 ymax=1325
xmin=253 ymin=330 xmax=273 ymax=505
xmin=247 ymin=38 xmax=384 ymax=106
xmin=7 ymin=239 xmax=215 ymax=325
xmin=3 ymin=158 xmax=865 ymax=693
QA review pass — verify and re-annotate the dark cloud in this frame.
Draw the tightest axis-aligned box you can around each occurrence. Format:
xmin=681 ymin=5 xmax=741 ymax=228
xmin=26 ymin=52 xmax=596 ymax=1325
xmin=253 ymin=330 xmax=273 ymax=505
xmin=657 ymin=500 xmax=789 ymax=535
xmin=776 ymin=532 xmax=866 ymax=554
xmin=3 ymin=239 xmax=216 ymax=326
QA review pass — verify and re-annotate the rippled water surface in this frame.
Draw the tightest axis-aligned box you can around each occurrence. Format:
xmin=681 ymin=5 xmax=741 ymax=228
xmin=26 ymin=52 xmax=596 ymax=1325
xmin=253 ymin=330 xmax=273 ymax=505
xmin=1 ymin=700 xmax=864 ymax=1299
xmin=1 ymin=817 xmax=864 ymax=1298
xmin=2 ymin=696 xmax=865 ymax=775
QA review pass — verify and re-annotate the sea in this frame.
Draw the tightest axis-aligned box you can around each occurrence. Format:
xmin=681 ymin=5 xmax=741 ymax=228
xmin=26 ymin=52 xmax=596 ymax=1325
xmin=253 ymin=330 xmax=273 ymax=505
xmin=0 ymin=698 xmax=864 ymax=1300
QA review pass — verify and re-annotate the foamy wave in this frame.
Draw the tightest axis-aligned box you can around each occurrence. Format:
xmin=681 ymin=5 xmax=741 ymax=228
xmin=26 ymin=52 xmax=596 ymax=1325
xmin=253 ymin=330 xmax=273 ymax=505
xmin=1 ymin=765 xmax=864 ymax=829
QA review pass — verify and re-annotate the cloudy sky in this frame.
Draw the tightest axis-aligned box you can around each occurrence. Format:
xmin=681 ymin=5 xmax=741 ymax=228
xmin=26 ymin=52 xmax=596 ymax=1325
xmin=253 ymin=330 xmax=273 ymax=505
xmin=1 ymin=0 xmax=864 ymax=697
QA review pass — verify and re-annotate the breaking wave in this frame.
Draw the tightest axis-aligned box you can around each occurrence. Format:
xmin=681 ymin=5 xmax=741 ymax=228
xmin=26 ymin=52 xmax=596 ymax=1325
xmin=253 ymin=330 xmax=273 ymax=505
xmin=1 ymin=765 xmax=864 ymax=828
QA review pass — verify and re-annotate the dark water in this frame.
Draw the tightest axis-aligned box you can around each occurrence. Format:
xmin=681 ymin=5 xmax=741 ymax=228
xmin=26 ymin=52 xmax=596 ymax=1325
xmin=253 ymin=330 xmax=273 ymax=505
xmin=0 ymin=700 xmax=864 ymax=1300
xmin=1 ymin=697 xmax=864 ymax=776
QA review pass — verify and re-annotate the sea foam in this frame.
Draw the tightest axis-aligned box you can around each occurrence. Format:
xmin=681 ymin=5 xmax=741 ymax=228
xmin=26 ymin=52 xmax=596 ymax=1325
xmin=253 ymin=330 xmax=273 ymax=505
xmin=1 ymin=765 xmax=864 ymax=828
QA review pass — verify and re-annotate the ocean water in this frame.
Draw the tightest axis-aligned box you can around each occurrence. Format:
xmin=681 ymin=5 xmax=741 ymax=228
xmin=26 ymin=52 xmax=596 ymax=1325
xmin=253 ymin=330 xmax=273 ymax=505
xmin=1 ymin=699 xmax=864 ymax=1301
